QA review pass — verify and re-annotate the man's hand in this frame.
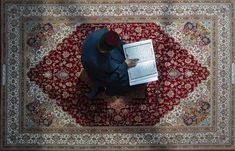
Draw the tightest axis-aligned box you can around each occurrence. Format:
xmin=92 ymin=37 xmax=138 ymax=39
xmin=125 ymin=58 xmax=139 ymax=68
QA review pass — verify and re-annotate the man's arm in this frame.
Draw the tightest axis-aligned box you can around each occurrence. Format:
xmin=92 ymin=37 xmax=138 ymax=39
xmin=109 ymin=42 xmax=139 ymax=81
xmin=109 ymin=58 xmax=139 ymax=81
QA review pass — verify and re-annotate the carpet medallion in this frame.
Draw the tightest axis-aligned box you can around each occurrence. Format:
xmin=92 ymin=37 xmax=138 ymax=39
xmin=1 ymin=0 xmax=235 ymax=150
xmin=27 ymin=23 xmax=209 ymax=126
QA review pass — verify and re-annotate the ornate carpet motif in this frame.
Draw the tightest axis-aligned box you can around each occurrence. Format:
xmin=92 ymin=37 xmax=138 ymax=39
xmin=1 ymin=0 xmax=234 ymax=150
xmin=27 ymin=23 xmax=209 ymax=126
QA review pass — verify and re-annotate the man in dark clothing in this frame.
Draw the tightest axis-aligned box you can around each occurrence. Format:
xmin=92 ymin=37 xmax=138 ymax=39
xmin=81 ymin=28 xmax=138 ymax=98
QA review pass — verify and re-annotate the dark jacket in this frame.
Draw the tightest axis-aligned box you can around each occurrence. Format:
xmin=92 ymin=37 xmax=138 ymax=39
xmin=81 ymin=28 xmax=132 ymax=95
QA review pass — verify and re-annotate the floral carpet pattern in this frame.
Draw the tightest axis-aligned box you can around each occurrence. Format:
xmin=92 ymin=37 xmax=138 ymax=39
xmin=1 ymin=0 xmax=235 ymax=150
xmin=27 ymin=23 xmax=209 ymax=126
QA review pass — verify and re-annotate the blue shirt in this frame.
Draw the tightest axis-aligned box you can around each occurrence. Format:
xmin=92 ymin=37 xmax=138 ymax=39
xmin=81 ymin=29 xmax=132 ymax=95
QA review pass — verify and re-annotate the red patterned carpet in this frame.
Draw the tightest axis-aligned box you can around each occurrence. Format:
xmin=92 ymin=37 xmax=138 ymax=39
xmin=27 ymin=23 xmax=209 ymax=126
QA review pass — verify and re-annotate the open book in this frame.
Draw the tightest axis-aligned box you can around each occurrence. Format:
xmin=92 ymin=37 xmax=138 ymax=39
xmin=123 ymin=39 xmax=158 ymax=86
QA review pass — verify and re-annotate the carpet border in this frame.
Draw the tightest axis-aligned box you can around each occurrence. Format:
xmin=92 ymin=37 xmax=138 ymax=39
xmin=0 ymin=0 xmax=235 ymax=150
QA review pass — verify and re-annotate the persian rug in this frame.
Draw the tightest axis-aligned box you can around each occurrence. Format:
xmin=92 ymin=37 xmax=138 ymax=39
xmin=0 ymin=0 xmax=234 ymax=150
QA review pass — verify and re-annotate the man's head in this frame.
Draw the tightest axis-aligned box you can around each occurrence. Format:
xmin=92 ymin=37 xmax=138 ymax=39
xmin=98 ymin=30 xmax=121 ymax=52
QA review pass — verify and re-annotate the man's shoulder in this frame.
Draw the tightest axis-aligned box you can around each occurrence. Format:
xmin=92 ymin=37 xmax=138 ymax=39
xmin=84 ymin=28 xmax=108 ymax=45
xmin=90 ymin=28 xmax=108 ymax=37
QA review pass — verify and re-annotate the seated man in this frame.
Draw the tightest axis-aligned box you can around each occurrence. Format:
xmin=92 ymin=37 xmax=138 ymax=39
xmin=81 ymin=28 xmax=139 ymax=99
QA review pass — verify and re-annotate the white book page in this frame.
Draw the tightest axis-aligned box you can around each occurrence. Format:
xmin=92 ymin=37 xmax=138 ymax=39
xmin=123 ymin=39 xmax=158 ymax=85
xmin=124 ymin=41 xmax=155 ymax=63
xmin=128 ymin=61 xmax=157 ymax=80
xmin=130 ymin=74 xmax=158 ymax=86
